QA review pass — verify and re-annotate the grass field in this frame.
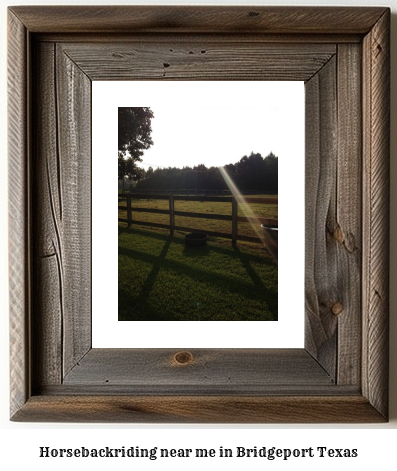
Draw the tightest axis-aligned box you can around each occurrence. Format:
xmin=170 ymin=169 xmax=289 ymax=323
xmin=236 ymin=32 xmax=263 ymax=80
xmin=119 ymin=224 xmax=278 ymax=322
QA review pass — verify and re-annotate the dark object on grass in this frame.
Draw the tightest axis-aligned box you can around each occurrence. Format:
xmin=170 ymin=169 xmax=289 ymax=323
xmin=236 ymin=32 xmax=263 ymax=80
xmin=261 ymin=224 xmax=278 ymax=262
xmin=184 ymin=232 xmax=208 ymax=247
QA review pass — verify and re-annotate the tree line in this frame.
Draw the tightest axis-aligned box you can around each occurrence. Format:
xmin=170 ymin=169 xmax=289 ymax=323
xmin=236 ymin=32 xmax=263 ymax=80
xmin=133 ymin=152 xmax=278 ymax=193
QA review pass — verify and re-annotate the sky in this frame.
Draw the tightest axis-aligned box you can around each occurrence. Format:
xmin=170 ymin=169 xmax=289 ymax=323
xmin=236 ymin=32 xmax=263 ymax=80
xmin=137 ymin=84 xmax=302 ymax=170
xmin=99 ymin=81 xmax=304 ymax=171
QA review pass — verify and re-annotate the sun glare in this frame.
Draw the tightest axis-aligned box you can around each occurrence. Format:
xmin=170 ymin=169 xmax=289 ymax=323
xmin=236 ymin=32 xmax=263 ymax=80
xmin=219 ymin=166 xmax=278 ymax=262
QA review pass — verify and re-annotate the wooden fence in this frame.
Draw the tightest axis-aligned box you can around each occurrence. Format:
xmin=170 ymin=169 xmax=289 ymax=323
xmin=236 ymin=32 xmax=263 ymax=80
xmin=118 ymin=194 xmax=278 ymax=245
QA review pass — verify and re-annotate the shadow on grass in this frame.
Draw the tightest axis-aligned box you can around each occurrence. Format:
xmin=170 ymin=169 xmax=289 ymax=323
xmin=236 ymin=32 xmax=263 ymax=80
xmin=120 ymin=225 xmax=276 ymax=265
xmin=119 ymin=226 xmax=277 ymax=321
xmin=233 ymin=245 xmax=278 ymax=317
xmin=119 ymin=236 xmax=172 ymax=321
xmin=182 ymin=245 xmax=211 ymax=258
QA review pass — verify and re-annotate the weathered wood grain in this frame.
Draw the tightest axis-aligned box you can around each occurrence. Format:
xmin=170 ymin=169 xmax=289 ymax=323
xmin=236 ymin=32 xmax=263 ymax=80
xmin=35 ymin=33 xmax=363 ymax=46
xmin=8 ymin=9 xmax=30 ymax=418
xmin=304 ymin=56 xmax=338 ymax=379
xmin=56 ymin=44 xmax=92 ymax=377
xmin=335 ymin=44 xmax=362 ymax=386
xmin=32 ymin=42 xmax=92 ymax=386
xmin=33 ymin=42 xmax=63 ymax=388
xmin=12 ymin=396 xmax=385 ymax=424
xmin=362 ymin=9 xmax=390 ymax=419
xmin=63 ymin=349 xmax=332 ymax=388
xmin=8 ymin=6 xmax=390 ymax=423
xmin=9 ymin=6 xmax=387 ymax=34
xmin=59 ymin=42 xmax=336 ymax=82
xmin=35 ymin=256 xmax=62 ymax=385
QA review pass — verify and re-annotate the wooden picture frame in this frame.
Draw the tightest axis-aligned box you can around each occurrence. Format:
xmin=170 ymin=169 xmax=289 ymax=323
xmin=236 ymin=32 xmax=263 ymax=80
xmin=8 ymin=6 xmax=390 ymax=423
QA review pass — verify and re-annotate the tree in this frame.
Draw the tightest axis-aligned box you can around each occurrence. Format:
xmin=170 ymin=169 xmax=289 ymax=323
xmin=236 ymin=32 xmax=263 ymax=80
xmin=232 ymin=152 xmax=278 ymax=192
xmin=146 ymin=166 xmax=154 ymax=179
xmin=134 ymin=151 xmax=278 ymax=193
xmin=118 ymin=107 xmax=154 ymax=180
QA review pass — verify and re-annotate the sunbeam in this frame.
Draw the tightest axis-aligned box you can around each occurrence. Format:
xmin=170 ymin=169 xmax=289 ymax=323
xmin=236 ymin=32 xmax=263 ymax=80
xmin=219 ymin=166 xmax=278 ymax=262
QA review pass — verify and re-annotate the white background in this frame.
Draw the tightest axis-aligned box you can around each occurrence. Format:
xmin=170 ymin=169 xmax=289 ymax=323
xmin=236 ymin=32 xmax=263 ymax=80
xmin=1 ymin=0 xmax=396 ymax=469
xmin=92 ymin=80 xmax=304 ymax=348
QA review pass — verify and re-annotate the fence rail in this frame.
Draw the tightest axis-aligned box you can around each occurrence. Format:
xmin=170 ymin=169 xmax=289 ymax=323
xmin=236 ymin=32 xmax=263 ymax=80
xmin=118 ymin=193 xmax=277 ymax=245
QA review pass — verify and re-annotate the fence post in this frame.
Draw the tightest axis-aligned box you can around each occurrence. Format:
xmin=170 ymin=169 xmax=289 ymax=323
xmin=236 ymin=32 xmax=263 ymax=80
xmin=232 ymin=196 xmax=238 ymax=245
xmin=127 ymin=194 xmax=132 ymax=227
xmin=169 ymin=194 xmax=175 ymax=236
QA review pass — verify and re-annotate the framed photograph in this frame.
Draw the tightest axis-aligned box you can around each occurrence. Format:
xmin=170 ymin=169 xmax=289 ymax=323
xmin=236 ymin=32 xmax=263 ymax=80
xmin=8 ymin=6 xmax=390 ymax=422
xmin=94 ymin=80 xmax=304 ymax=347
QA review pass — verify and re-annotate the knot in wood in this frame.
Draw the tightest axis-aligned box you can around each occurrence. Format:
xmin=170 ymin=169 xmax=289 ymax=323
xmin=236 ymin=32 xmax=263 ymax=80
xmin=331 ymin=302 xmax=344 ymax=316
xmin=174 ymin=351 xmax=194 ymax=365
xmin=333 ymin=225 xmax=344 ymax=244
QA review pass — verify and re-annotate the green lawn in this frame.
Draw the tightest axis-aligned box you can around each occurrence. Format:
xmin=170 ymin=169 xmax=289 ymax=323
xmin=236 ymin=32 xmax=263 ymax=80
xmin=119 ymin=225 xmax=277 ymax=321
